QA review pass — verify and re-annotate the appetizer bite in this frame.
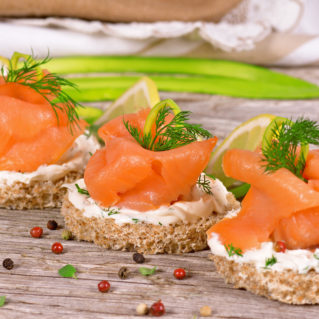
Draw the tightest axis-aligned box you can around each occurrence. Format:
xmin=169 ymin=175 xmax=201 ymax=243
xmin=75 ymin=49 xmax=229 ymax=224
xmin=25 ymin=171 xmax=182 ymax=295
xmin=208 ymin=117 xmax=319 ymax=304
xmin=0 ymin=52 xmax=98 ymax=209
xmin=62 ymin=99 xmax=239 ymax=254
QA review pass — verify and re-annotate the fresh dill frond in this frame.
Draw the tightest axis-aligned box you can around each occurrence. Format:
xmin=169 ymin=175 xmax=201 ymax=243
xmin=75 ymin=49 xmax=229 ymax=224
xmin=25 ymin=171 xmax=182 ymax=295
xmin=1 ymin=55 xmax=81 ymax=130
xmin=265 ymin=255 xmax=277 ymax=268
xmin=224 ymin=243 xmax=243 ymax=257
xmin=132 ymin=218 xmax=140 ymax=224
xmin=262 ymin=117 xmax=319 ymax=179
xmin=197 ymin=174 xmax=213 ymax=195
xmin=105 ymin=208 xmax=120 ymax=216
xmin=75 ymin=183 xmax=90 ymax=196
xmin=124 ymin=105 xmax=212 ymax=151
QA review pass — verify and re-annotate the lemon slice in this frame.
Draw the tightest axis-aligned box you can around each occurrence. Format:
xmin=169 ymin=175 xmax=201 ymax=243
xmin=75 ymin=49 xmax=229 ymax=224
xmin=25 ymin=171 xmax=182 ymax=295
xmin=205 ymin=114 xmax=276 ymax=188
xmin=94 ymin=76 xmax=160 ymax=126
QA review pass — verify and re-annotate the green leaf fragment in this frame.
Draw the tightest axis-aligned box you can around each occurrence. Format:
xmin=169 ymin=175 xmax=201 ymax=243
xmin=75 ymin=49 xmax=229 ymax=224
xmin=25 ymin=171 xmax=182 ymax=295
xmin=58 ymin=264 xmax=77 ymax=279
xmin=265 ymin=256 xmax=277 ymax=268
xmin=0 ymin=296 xmax=5 ymax=307
xmin=75 ymin=183 xmax=90 ymax=196
xmin=139 ymin=266 xmax=157 ymax=276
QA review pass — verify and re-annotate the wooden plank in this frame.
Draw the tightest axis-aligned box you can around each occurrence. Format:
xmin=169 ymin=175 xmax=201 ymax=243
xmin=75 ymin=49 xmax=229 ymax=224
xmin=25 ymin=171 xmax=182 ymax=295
xmin=1 ymin=67 xmax=319 ymax=318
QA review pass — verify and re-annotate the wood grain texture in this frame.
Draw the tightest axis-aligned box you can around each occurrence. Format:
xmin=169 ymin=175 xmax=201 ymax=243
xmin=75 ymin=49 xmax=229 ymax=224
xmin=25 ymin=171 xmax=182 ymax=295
xmin=1 ymin=67 xmax=319 ymax=318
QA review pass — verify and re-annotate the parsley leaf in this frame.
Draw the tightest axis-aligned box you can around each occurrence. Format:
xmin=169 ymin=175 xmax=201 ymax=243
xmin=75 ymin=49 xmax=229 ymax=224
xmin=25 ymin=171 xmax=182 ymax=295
xmin=224 ymin=243 xmax=243 ymax=257
xmin=139 ymin=266 xmax=157 ymax=276
xmin=75 ymin=183 xmax=90 ymax=196
xmin=0 ymin=296 xmax=5 ymax=307
xmin=58 ymin=264 xmax=77 ymax=279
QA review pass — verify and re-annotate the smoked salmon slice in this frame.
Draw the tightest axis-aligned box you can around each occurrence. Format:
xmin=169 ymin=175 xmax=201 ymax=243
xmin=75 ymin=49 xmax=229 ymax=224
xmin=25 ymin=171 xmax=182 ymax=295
xmin=0 ymin=81 xmax=87 ymax=172
xmin=85 ymin=108 xmax=217 ymax=211
xmin=207 ymin=149 xmax=319 ymax=251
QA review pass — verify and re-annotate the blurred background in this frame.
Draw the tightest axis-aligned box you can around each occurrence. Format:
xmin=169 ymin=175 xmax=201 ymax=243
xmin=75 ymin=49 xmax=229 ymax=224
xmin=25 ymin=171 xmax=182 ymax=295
xmin=0 ymin=0 xmax=319 ymax=66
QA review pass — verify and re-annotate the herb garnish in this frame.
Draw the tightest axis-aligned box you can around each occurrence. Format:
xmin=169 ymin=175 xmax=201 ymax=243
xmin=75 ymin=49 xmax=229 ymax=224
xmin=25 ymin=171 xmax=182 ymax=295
xmin=132 ymin=218 xmax=140 ymax=224
xmin=124 ymin=99 xmax=212 ymax=152
xmin=314 ymin=254 xmax=319 ymax=260
xmin=158 ymin=222 xmax=163 ymax=226
xmin=0 ymin=296 xmax=5 ymax=307
xmin=75 ymin=183 xmax=90 ymax=196
xmin=139 ymin=266 xmax=156 ymax=276
xmin=58 ymin=264 xmax=77 ymax=279
xmin=1 ymin=52 xmax=81 ymax=130
xmin=262 ymin=117 xmax=319 ymax=179
xmin=265 ymin=256 xmax=277 ymax=268
xmin=224 ymin=243 xmax=243 ymax=257
xmin=197 ymin=174 xmax=212 ymax=195
xmin=106 ymin=209 xmax=120 ymax=216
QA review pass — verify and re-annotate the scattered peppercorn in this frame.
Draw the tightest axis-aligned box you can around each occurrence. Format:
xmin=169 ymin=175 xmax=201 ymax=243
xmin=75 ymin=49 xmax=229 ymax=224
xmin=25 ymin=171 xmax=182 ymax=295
xmin=200 ymin=306 xmax=212 ymax=317
xmin=136 ymin=303 xmax=149 ymax=315
xmin=98 ymin=280 xmax=110 ymax=293
xmin=47 ymin=220 xmax=58 ymax=230
xmin=133 ymin=252 xmax=145 ymax=264
xmin=150 ymin=300 xmax=165 ymax=316
xmin=30 ymin=226 xmax=43 ymax=238
xmin=51 ymin=242 xmax=63 ymax=254
xmin=174 ymin=268 xmax=186 ymax=280
xmin=2 ymin=258 xmax=14 ymax=270
xmin=274 ymin=241 xmax=286 ymax=253
xmin=118 ymin=266 xmax=129 ymax=279
xmin=61 ymin=229 xmax=73 ymax=240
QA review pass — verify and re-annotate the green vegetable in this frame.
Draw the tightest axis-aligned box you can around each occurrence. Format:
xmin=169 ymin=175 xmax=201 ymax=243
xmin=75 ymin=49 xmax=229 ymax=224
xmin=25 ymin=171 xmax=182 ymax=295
xmin=58 ymin=264 xmax=77 ymax=279
xmin=125 ymin=99 xmax=211 ymax=151
xmin=224 ymin=243 xmax=243 ymax=257
xmin=45 ymin=56 xmax=319 ymax=100
xmin=265 ymin=256 xmax=277 ymax=268
xmin=139 ymin=266 xmax=157 ymax=276
xmin=262 ymin=117 xmax=319 ymax=179
xmin=0 ymin=296 xmax=5 ymax=307
xmin=64 ymin=75 xmax=319 ymax=101
xmin=46 ymin=56 xmax=315 ymax=88
xmin=229 ymin=183 xmax=251 ymax=199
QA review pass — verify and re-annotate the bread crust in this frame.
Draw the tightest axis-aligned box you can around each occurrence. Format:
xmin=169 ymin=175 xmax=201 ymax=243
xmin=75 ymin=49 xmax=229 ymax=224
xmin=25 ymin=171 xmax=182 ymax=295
xmin=0 ymin=171 xmax=82 ymax=210
xmin=212 ymin=255 xmax=319 ymax=304
xmin=62 ymin=194 xmax=239 ymax=254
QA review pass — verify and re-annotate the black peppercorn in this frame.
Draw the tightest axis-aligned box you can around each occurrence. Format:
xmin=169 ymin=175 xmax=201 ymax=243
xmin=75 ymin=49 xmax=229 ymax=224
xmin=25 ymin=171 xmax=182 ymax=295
xmin=133 ymin=252 xmax=145 ymax=264
xmin=47 ymin=220 xmax=58 ymax=230
xmin=118 ymin=266 xmax=129 ymax=279
xmin=3 ymin=258 xmax=14 ymax=270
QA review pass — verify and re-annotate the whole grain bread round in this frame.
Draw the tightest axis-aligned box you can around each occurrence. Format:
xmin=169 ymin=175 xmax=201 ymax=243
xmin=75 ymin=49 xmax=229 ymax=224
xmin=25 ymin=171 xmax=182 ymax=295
xmin=212 ymin=255 xmax=319 ymax=304
xmin=0 ymin=171 xmax=82 ymax=210
xmin=62 ymin=194 xmax=239 ymax=254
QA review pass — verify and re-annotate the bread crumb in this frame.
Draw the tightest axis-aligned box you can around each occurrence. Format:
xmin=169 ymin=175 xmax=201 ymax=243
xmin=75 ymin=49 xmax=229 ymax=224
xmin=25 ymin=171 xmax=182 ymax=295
xmin=200 ymin=305 xmax=212 ymax=317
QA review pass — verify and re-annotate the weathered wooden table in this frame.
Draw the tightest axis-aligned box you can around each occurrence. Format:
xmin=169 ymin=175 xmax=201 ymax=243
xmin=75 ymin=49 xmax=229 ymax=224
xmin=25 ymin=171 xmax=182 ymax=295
xmin=1 ymin=67 xmax=319 ymax=319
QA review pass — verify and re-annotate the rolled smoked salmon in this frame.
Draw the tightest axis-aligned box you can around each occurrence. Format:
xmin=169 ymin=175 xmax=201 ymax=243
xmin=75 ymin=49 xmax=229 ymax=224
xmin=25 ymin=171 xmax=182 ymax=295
xmin=84 ymin=108 xmax=217 ymax=211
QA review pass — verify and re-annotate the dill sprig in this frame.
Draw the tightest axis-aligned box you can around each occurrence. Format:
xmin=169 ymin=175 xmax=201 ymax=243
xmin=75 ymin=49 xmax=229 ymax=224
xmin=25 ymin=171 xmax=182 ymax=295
xmin=197 ymin=174 xmax=213 ymax=195
xmin=75 ymin=183 xmax=90 ymax=196
xmin=224 ymin=243 xmax=243 ymax=257
xmin=124 ymin=105 xmax=212 ymax=151
xmin=265 ymin=255 xmax=277 ymax=268
xmin=1 ymin=55 xmax=81 ymax=130
xmin=262 ymin=117 xmax=319 ymax=179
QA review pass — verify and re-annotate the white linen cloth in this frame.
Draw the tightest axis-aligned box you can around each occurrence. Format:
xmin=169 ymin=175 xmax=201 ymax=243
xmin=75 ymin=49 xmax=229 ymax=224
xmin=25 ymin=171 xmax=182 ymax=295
xmin=0 ymin=0 xmax=319 ymax=66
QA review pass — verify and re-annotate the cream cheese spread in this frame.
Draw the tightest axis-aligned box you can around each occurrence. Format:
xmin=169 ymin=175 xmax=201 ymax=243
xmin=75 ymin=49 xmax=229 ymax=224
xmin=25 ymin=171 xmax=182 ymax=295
xmin=0 ymin=134 xmax=99 ymax=186
xmin=208 ymin=230 xmax=319 ymax=274
xmin=65 ymin=174 xmax=233 ymax=226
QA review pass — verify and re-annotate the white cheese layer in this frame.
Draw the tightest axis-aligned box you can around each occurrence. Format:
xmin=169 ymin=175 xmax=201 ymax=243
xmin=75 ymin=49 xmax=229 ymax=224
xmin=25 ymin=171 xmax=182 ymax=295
xmin=208 ymin=232 xmax=319 ymax=274
xmin=65 ymin=174 xmax=233 ymax=226
xmin=0 ymin=134 xmax=99 ymax=186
